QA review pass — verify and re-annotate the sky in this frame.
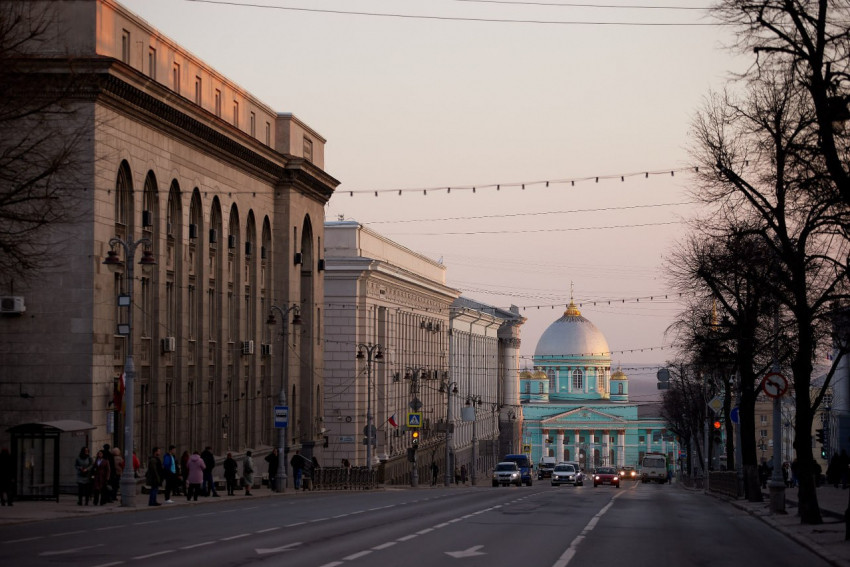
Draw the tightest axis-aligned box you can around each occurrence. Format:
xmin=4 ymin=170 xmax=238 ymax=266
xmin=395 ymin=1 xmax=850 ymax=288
xmin=120 ymin=0 xmax=747 ymax=387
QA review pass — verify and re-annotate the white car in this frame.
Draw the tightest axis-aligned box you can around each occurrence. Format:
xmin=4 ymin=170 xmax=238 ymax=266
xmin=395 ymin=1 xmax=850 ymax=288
xmin=492 ymin=462 xmax=522 ymax=487
xmin=551 ymin=463 xmax=581 ymax=486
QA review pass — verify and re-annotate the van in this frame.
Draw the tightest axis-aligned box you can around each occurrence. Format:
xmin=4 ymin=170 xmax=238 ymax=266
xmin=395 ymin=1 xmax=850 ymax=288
xmin=538 ymin=456 xmax=557 ymax=479
xmin=502 ymin=454 xmax=533 ymax=486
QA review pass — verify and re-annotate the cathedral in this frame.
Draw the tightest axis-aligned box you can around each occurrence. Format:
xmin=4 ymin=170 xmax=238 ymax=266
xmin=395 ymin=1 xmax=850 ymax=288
xmin=520 ymin=301 xmax=677 ymax=470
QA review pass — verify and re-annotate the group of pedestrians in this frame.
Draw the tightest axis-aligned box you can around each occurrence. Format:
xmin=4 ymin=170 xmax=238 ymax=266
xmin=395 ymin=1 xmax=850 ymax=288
xmin=74 ymin=444 xmax=140 ymax=506
xmin=145 ymin=446 xmax=222 ymax=506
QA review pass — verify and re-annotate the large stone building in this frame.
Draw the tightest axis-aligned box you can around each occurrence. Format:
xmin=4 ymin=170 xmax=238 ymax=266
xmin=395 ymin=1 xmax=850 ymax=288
xmin=322 ymin=222 xmax=524 ymax=484
xmin=0 ymin=0 xmax=337 ymax=491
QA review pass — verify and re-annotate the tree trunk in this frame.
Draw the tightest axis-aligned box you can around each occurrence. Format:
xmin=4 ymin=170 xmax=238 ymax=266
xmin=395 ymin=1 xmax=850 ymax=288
xmin=793 ymin=322 xmax=822 ymax=524
xmin=739 ymin=366 xmax=763 ymax=502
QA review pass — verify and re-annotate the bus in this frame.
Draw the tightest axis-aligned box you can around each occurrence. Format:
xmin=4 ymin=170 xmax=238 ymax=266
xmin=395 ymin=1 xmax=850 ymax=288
xmin=641 ymin=453 xmax=668 ymax=484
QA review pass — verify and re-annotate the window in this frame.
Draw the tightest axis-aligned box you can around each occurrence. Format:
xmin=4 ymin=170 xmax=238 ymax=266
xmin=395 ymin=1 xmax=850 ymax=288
xmin=195 ymin=76 xmax=202 ymax=105
xmin=303 ymin=137 xmax=313 ymax=162
xmin=760 ymin=429 xmax=768 ymax=438
xmin=547 ymin=369 xmax=555 ymax=389
xmin=618 ymin=383 xmax=624 ymax=395
xmin=760 ymin=415 xmax=768 ymax=425
xmin=166 ymin=282 xmax=175 ymax=337
xmin=214 ymin=89 xmax=221 ymax=117
xmin=148 ymin=47 xmax=156 ymax=79
xmin=265 ymin=122 xmax=271 ymax=145
xmin=525 ymin=382 xmax=531 ymax=394
xmin=572 ymin=369 xmax=583 ymax=390
xmin=539 ymin=383 xmax=545 ymax=394
xmin=233 ymin=101 xmax=239 ymax=128
xmin=250 ymin=112 xmax=256 ymax=137
xmin=173 ymin=63 xmax=180 ymax=94
xmin=121 ymin=30 xmax=131 ymax=64
xmin=141 ymin=277 xmax=151 ymax=337
xmin=638 ymin=435 xmax=646 ymax=444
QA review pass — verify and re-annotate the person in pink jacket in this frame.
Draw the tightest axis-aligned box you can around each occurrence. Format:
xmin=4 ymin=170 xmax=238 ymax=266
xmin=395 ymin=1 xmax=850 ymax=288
xmin=185 ymin=451 xmax=206 ymax=502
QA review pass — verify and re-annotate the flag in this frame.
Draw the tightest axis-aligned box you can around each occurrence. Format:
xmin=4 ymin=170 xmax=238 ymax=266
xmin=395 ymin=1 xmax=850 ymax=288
xmin=114 ymin=372 xmax=125 ymax=414
xmin=388 ymin=414 xmax=398 ymax=428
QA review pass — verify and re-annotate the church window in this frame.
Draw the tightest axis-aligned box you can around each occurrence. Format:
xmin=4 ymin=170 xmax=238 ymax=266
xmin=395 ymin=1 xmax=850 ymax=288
xmin=539 ymin=383 xmax=545 ymax=394
xmin=639 ymin=435 xmax=645 ymax=444
xmin=525 ymin=382 xmax=530 ymax=394
xmin=618 ymin=383 xmax=624 ymax=395
xmin=547 ymin=369 xmax=555 ymax=389
xmin=572 ymin=369 xmax=583 ymax=390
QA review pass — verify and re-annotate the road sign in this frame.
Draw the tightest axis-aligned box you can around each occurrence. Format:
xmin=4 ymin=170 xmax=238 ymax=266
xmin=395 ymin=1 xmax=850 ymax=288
xmin=409 ymin=398 xmax=423 ymax=411
xmin=363 ymin=424 xmax=377 ymax=438
xmin=274 ymin=406 xmax=289 ymax=428
xmin=730 ymin=406 xmax=740 ymax=424
xmin=522 ymin=444 xmax=531 ymax=453
xmin=762 ymin=372 xmax=788 ymax=398
xmin=407 ymin=412 xmax=422 ymax=428
xmin=708 ymin=396 xmax=723 ymax=414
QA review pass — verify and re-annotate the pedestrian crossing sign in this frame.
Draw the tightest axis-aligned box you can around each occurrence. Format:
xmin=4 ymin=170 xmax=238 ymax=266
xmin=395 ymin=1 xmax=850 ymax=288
xmin=407 ymin=412 xmax=422 ymax=428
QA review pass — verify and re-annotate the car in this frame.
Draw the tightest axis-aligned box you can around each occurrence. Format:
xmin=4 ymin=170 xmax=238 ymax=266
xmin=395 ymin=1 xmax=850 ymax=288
xmin=538 ymin=457 xmax=557 ymax=480
xmin=593 ymin=467 xmax=620 ymax=488
xmin=561 ymin=461 xmax=585 ymax=484
xmin=619 ymin=466 xmax=638 ymax=481
xmin=551 ymin=463 xmax=582 ymax=486
xmin=502 ymin=454 xmax=533 ymax=486
xmin=492 ymin=462 xmax=523 ymax=487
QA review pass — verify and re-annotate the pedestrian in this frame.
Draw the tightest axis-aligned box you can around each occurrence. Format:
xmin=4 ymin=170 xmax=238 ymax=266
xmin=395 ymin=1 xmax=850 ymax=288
xmin=0 ymin=448 xmax=14 ymax=507
xmin=92 ymin=450 xmax=111 ymax=506
xmin=223 ymin=452 xmax=238 ymax=496
xmin=179 ymin=450 xmax=190 ymax=496
xmin=290 ymin=450 xmax=305 ymax=490
xmin=461 ymin=464 xmax=468 ymax=485
xmin=146 ymin=447 xmax=163 ymax=507
xmin=790 ymin=458 xmax=799 ymax=488
xmin=102 ymin=444 xmax=116 ymax=503
xmin=311 ymin=456 xmax=321 ymax=489
xmin=132 ymin=449 xmax=141 ymax=478
xmin=111 ymin=447 xmax=124 ymax=499
xmin=431 ymin=461 xmax=439 ymax=486
xmin=243 ymin=450 xmax=255 ymax=495
xmin=454 ymin=464 xmax=461 ymax=485
xmin=265 ymin=448 xmax=279 ymax=491
xmin=201 ymin=446 xmax=220 ymax=497
xmin=185 ymin=451 xmax=205 ymax=501
xmin=162 ymin=445 xmax=178 ymax=503
xmin=74 ymin=446 xmax=93 ymax=506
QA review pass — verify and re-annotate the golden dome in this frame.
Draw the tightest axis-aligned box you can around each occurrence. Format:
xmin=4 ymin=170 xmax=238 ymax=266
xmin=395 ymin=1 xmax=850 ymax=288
xmin=564 ymin=301 xmax=581 ymax=317
xmin=610 ymin=367 xmax=628 ymax=381
xmin=520 ymin=370 xmax=533 ymax=379
xmin=531 ymin=370 xmax=548 ymax=380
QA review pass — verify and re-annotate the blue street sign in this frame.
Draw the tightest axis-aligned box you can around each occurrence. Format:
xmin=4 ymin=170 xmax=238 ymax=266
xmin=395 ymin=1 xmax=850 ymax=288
xmin=274 ymin=406 xmax=289 ymax=428
xmin=407 ymin=412 xmax=422 ymax=428
xmin=730 ymin=407 xmax=740 ymax=425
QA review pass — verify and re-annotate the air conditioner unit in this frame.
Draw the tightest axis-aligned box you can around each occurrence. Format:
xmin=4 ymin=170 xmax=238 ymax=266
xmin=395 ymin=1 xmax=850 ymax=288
xmin=0 ymin=296 xmax=25 ymax=314
xmin=228 ymin=235 xmax=236 ymax=249
xmin=241 ymin=340 xmax=255 ymax=355
xmin=161 ymin=337 xmax=176 ymax=353
xmin=209 ymin=228 xmax=218 ymax=243
xmin=188 ymin=223 xmax=198 ymax=239
xmin=260 ymin=343 xmax=272 ymax=356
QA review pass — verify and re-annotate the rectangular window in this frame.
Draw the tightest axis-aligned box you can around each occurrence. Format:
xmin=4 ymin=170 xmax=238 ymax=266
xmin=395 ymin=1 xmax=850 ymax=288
xmin=141 ymin=277 xmax=151 ymax=337
xmin=303 ymin=137 xmax=313 ymax=162
xmin=265 ymin=122 xmax=271 ymax=145
xmin=214 ymin=89 xmax=222 ymax=117
xmin=638 ymin=435 xmax=646 ymax=444
xmin=233 ymin=101 xmax=239 ymax=128
xmin=195 ymin=76 xmax=202 ymax=105
xmin=148 ymin=47 xmax=156 ymax=79
xmin=250 ymin=112 xmax=256 ymax=137
xmin=760 ymin=429 xmax=768 ymax=438
xmin=121 ymin=30 xmax=131 ymax=64
xmin=173 ymin=63 xmax=180 ymax=94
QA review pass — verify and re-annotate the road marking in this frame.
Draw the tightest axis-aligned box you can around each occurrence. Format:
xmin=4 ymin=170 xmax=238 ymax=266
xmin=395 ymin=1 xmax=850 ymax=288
xmin=368 ymin=507 xmax=383 ymax=511
xmin=5 ymin=536 xmax=43 ymax=544
xmin=343 ymin=550 xmax=373 ymax=560
xmin=397 ymin=534 xmax=418 ymax=541
xmin=166 ymin=516 xmax=189 ymax=521
xmin=132 ymin=550 xmax=174 ymax=560
xmin=311 ymin=518 xmax=329 ymax=522
xmin=257 ymin=527 xmax=280 ymax=533
xmin=92 ymin=562 xmax=125 ymax=567
xmin=52 ymin=531 xmax=85 ymax=537
xmin=40 ymin=544 xmax=104 ymax=556
xmin=134 ymin=521 xmax=156 ymax=526
xmin=333 ymin=514 xmax=350 ymax=518
xmin=551 ymin=492 xmax=623 ymax=567
xmin=448 ymin=518 xmax=462 ymax=523
xmin=242 ymin=506 xmax=259 ymax=510
xmin=434 ymin=523 xmax=450 ymax=528
xmin=181 ymin=542 xmax=216 ymax=550
xmin=194 ymin=513 xmax=215 ymax=517
xmin=317 ymin=563 xmax=344 ymax=567
xmin=416 ymin=528 xmax=434 ymax=535
xmin=96 ymin=525 xmax=126 ymax=530
xmin=285 ymin=522 xmax=306 ymax=527
xmin=221 ymin=533 xmax=251 ymax=541
xmin=373 ymin=542 xmax=397 ymax=550
xmin=350 ymin=510 xmax=364 ymax=515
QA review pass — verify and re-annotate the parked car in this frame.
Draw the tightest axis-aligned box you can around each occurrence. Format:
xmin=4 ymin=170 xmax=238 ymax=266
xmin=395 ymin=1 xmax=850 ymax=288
xmin=593 ymin=467 xmax=621 ymax=488
xmin=492 ymin=462 xmax=523 ymax=487
xmin=551 ymin=463 xmax=581 ymax=487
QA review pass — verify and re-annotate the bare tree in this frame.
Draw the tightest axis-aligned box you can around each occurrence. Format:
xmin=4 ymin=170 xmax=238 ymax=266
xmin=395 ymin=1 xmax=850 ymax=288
xmin=0 ymin=1 xmax=90 ymax=288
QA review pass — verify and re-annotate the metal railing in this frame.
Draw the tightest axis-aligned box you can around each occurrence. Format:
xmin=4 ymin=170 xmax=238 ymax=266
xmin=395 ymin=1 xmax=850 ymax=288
xmin=311 ymin=467 xmax=378 ymax=491
xmin=708 ymin=471 xmax=738 ymax=498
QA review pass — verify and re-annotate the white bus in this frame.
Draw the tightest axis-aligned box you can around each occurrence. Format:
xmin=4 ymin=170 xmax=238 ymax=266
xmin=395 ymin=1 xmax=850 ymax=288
xmin=641 ymin=453 xmax=668 ymax=483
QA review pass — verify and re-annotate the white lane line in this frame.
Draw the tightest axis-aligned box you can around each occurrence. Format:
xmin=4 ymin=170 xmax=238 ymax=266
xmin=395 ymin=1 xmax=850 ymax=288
xmin=194 ymin=513 xmax=215 ymax=517
xmin=221 ymin=533 xmax=250 ymax=541
xmin=350 ymin=510 xmax=364 ymax=515
xmin=397 ymin=534 xmax=418 ymax=542
xmin=5 ymin=536 xmax=43 ymax=544
xmin=383 ymin=505 xmax=396 ymax=509
xmin=368 ymin=507 xmax=383 ymax=511
xmin=373 ymin=542 xmax=397 ymax=550
xmin=448 ymin=518 xmax=462 ymax=523
xmin=311 ymin=518 xmax=329 ymax=522
xmin=257 ymin=527 xmax=280 ymax=533
xmin=166 ymin=516 xmax=189 ymax=521
xmin=416 ymin=528 xmax=434 ymax=535
xmin=551 ymin=492 xmax=622 ymax=567
xmin=343 ymin=550 xmax=373 ymax=560
xmin=52 ymin=531 xmax=85 ymax=537
xmin=92 ymin=562 xmax=124 ymax=567
xmin=132 ymin=550 xmax=174 ymax=560
xmin=96 ymin=525 xmax=126 ymax=530
xmin=317 ymin=563 xmax=344 ymax=567
xmin=434 ymin=523 xmax=450 ymax=528
xmin=285 ymin=522 xmax=306 ymax=527
xmin=134 ymin=521 xmax=156 ymax=526
xmin=181 ymin=541 xmax=216 ymax=550
xmin=242 ymin=506 xmax=259 ymax=510
xmin=333 ymin=514 xmax=350 ymax=518
xmin=40 ymin=544 xmax=104 ymax=556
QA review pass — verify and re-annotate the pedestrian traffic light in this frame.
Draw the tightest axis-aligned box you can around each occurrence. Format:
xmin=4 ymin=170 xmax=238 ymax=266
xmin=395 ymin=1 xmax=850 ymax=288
xmin=412 ymin=431 xmax=420 ymax=447
xmin=815 ymin=428 xmax=825 ymax=445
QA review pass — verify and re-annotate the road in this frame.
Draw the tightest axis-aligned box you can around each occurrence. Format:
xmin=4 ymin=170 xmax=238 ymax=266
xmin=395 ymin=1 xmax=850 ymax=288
xmin=1 ymin=482 xmax=827 ymax=567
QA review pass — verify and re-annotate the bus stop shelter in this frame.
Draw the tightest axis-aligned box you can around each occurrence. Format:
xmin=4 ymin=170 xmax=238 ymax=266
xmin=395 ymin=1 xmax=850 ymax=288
xmin=7 ymin=420 xmax=96 ymax=501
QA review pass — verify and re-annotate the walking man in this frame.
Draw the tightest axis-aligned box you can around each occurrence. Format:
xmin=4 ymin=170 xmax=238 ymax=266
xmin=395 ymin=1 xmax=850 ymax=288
xmin=265 ymin=448 xmax=279 ymax=491
xmin=431 ymin=461 xmax=439 ymax=486
xmin=162 ymin=445 xmax=178 ymax=503
xmin=290 ymin=450 xmax=306 ymax=490
xmin=146 ymin=447 xmax=162 ymax=507
xmin=201 ymin=446 xmax=220 ymax=497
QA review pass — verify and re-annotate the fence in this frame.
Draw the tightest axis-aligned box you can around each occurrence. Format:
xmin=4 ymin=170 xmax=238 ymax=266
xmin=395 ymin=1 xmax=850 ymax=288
xmin=311 ymin=467 xmax=378 ymax=491
xmin=708 ymin=471 xmax=739 ymax=498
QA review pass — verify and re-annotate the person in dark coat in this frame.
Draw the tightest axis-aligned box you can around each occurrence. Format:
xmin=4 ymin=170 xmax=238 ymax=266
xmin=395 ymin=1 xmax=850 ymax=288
xmin=265 ymin=448 xmax=280 ymax=491
xmin=431 ymin=461 xmax=439 ymax=486
xmin=146 ymin=447 xmax=163 ymax=506
xmin=0 ymin=447 xmax=15 ymax=506
xmin=74 ymin=446 xmax=93 ymax=506
xmin=102 ymin=444 xmax=116 ymax=503
xmin=223 ymin=452 xmax=238 ymax=496
xmin=290 ymin=450 xmax=306 ymax=490
xmin=201 ymin=446 xmax=219 ymax=497
xmin=92 ymin=450 xmax=111 ymax=506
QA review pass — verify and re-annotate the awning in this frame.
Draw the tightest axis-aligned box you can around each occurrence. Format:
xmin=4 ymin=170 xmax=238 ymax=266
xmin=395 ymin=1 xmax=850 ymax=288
xmin=7 ymin=420 xmax=96 ymax=434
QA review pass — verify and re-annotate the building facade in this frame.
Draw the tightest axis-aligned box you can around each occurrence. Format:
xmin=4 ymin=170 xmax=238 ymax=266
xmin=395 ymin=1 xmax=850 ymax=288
xmin=0 ymin=0 xmax=338 ymax=489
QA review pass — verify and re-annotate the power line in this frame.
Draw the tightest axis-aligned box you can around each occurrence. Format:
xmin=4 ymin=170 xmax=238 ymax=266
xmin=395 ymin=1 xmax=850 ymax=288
xmin=384 ymin=220 xmax=679 ymax=236
xmin=455 ymin=0 xmax=710 ymax=10
xmin=183 ymin=0 xmax=719 ymax=25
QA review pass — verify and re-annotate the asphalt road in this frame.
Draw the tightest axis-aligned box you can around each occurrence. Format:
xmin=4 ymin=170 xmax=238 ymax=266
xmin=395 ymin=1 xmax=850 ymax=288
xmin=0 ymin=482 xmax=828 ymax=567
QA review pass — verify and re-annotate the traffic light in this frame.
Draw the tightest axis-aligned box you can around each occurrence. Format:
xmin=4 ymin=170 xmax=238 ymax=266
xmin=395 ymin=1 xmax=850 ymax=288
xmin=412 ymin=430 xmax=420 ymax=447
xmin=815 ymin=428 xmax=825 ymax=445
xmin=713 ymin=421 xmax=722 ymax=430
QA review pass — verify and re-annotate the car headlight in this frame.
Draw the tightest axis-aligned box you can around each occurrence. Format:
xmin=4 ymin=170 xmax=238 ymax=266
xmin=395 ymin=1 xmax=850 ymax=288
xmin=595 ymin=476 xmax=600 ymax=480
xmin=631 ymin=471 xmax=636 ymax=477
xmin=511 ymin=473 xmax=518 ymax=477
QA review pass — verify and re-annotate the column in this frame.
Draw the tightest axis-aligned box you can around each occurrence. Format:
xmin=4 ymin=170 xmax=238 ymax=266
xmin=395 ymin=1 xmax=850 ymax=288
xmin=584 ymin=367 xmax=589 ymax=393
xmin=603 ymin=429 xmax=610 ymax=465
xmin=618 ymin=430 xmax=626 ymax=467
xmin=567 ymin=367 xmax=572 ymax=393
xmin=556 ymin=430 xmax=564 ymax=462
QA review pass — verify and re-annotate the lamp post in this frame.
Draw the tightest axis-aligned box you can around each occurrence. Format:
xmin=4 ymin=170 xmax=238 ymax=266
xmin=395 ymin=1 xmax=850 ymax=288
xmin=508 ymin=411 xmax=517 ymax=454
xmin=103 ymin=237 xmax=156 ymax=508
xmin=467 ymin=395 xmax=482 ymax=485
xmin=439 ymin=380 xmax=459 ymax=487
xmin=356 ymin=343 xmax=383 ymax=470
xmin=266 ymin=303 xmax=302 ymax=492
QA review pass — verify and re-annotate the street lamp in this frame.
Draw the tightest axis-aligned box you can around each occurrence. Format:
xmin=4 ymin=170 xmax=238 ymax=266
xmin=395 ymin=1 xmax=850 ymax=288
xmin=356 ymin=343 xmax=383 ymax=471
xmin=103 ymin=237 xmax=156 ymax=507
xmin=266 ymin=303 xmax=301 ymax=492
xmin=507 ymin=411 xmax=517 ymax=454
xmin=439 ymin=380 xmax=459 ymax=487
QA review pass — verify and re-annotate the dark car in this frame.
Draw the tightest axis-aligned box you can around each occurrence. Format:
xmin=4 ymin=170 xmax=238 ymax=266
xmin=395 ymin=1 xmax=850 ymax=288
xmin=594 ymin=467 xmax=620 ymax=488
xmin=538 ymin=461 xmax=556 ymax=480
xmin=619 ymin=466 xmax=638 ymax=481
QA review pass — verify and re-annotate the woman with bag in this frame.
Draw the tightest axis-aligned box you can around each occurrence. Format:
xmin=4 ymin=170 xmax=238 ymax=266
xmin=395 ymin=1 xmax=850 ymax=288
xmin=92 ymin=450 xmax=111 ymax=506
xmin=74 ymin=447 xmax=93 ymax=506
xmin=223 ymin=452 xmax=238 ymax=496
xmin=243 ymin=450 xmax=255 ymax=496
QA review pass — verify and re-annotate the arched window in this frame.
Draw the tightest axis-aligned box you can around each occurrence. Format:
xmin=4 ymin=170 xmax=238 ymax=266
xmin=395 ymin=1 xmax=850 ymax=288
xmin=572 ymin=369 xmax=583 ymax=390
xmin=115 ymin=162 xmax=132 ymax=227
xmin=525 ymin=382 xmax=531 ymax=394
xmin=618 ymin=383 xmax=624 ymax=395
xmin=539 ymin=383 xmax=545 ymax=394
